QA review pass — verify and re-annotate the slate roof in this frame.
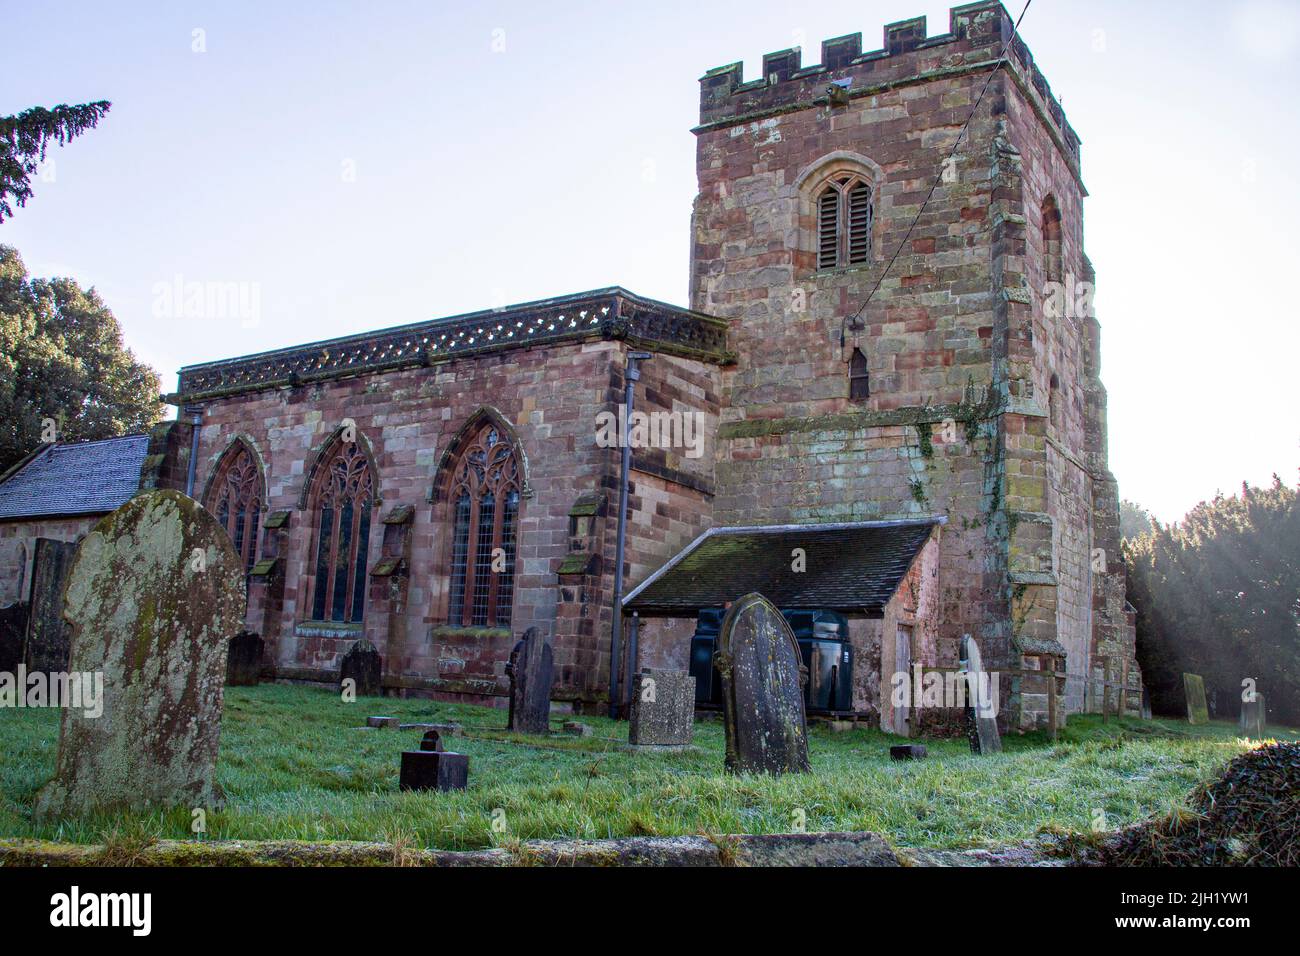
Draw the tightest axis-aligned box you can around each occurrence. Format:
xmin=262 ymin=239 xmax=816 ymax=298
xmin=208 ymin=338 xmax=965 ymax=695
xmin=0 ymin=435 xmax=150 ymax=520
xmin=623 ymin=518 xmax=943 ymax=617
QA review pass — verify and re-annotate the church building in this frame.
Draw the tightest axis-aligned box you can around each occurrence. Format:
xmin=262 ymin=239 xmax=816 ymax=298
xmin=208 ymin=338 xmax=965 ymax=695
xmin=0 ymin=2 xmax=1142 ymax=732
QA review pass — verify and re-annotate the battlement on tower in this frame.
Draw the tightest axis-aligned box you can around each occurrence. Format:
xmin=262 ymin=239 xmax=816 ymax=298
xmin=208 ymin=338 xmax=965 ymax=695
xmin=697 ymin=1 xmax=1079 ymax=167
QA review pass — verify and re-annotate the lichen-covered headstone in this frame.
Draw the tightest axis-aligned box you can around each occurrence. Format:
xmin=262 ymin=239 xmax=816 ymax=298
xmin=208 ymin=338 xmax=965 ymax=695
xmin=1183 ymin=673 xmax=1209 ymax=725
xmin=35 ymin=490 xmax=246 ymax=818
xmin=960 ymin=635 xmax=1001 ymax=754
xmin=226 ymin=630 xmax=264 ymax=686
xmin=629 ymin=668 xmax=695 ymax=747
xmin=506 ymin=627 xmax=553 ymax=735
xmin=340 ymin=639 xmax=382 ymax=697
xmin=716 ymin=593 xmax=810 ymax=774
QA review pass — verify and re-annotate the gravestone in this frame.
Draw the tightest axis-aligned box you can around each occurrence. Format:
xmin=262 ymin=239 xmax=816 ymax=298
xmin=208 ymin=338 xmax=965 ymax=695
xmin=1141 ymin=687 xmax=1153 ymax=720
xmin=340 ymin=639 xmax=382 ymax=697
xmin=23 ymin=538 xmax=78 ymax=672
xmin=506 ymin=627 xmax=553 ymax=735
xmin=1183 ymin=673 xmax=1209 ymax=725
xmin=226 ymin=630 xmax=263 ymax=686
xmin=367 ymin=716 xmax=399 ymax=729
xmin=629 ymin=669 xmax=695 ymax=747
xmin=960 ymin=635 xmax=1002 ymax=754
xmin=34 ymin=490 xmax=246 ymax=818
xmin=399 ymin=730 xmax=468 ymax=792
xmin=890 ymin=744 xmax=927 ymax=761
xmin=715 ymin=593 xmax=810 ymax=775
xmin=1239 ymin=694 xmax=1266 ymax=737
xmin=563 ymin=721 xmax=592 ymax=737
xmin=0 ymin=602 xmax=27 ymax=675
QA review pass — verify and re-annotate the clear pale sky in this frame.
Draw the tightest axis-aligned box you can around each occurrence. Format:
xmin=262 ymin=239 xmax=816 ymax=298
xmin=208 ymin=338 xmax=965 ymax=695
xmin=3 ymin=0 xmax=1297 ymax=524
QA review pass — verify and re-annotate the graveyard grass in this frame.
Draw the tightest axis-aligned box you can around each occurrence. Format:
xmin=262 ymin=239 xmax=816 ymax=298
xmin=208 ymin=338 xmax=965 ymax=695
xmin=1 ymin=684 xmax=1295 ymax=854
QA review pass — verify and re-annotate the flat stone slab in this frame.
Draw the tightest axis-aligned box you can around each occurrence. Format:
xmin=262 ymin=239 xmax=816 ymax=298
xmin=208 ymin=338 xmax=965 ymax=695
xmin=367 ymin=716 xmax=400 ymax=729
xmin=561 ymin=721 xmax=592 ymax=737
xmin=0 ymin=832 xmax=904 ymax=867
xmin=399 ymin=722 xmax=461 ymax=735
xmin=34 ymin=490 xmax=245 ymax=818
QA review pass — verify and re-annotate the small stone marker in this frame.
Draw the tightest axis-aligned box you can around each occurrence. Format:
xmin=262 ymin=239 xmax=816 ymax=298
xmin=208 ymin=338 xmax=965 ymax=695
xmin=562 ymin=721 xmax=592 ymax=737
xmin=340 ymin=639 xmax=382 ymax=697
xmin=35 ymin=490 xmax=246 ymax=818
xmin=629 ymin=669 xmax=695 ymax=747
xmin=890 ymin=744 xmax=927 ymax=761
xmin=960 ymin=635 xmax=1001 ymax=754
xmin=715 ymin=593 xmax=810 ymax=775
xmin=226 ymin=630 xmax=264 ymax=686
xmin=1141 ymin=687 xmax=1153 ymax=720
xmin=399 ymin=730 xmax=468 ymax=792
xmin=506 ymin=626 xmax=553 ymax=735
xmin=1183 ymin=673 xmax=1209 ymax=725
xmin=367 ymin=716 xmax=400 ymax=729
xmin=1239 ymin=694 xmax=1266 ymax=737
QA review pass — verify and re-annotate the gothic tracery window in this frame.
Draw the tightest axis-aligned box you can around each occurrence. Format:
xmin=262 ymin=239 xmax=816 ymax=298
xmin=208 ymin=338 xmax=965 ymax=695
xmin=817 ymin=175 xmax=872 ymax=270
xmin=309 ymin=440 xmax=374 ymax=624
xmin=446 ymin=423 xmax=521 ymax=628
xmin=207 ymin=442 xmax=263 ymax=573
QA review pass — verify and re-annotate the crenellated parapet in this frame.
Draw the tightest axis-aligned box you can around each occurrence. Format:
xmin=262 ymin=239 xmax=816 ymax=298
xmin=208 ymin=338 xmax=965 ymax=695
xmin=697 ymin=1 xmax=1080 ymax=171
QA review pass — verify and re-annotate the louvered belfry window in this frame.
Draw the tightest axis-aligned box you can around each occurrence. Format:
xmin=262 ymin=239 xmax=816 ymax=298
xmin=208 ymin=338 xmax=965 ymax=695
xmin=310 ymin=441 xmax=373 ymax=624
xmin=447 ymin=423 xmax=521 ymax=628
xmin=207 ymin=443 xmax=263 ymax=573
xmin=816 ymin=176 xmax=873 ymax=269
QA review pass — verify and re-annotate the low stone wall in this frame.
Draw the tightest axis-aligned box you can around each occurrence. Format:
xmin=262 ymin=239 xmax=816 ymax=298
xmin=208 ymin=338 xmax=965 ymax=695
xmin=0 ymin=833 xmax=905 ymax=867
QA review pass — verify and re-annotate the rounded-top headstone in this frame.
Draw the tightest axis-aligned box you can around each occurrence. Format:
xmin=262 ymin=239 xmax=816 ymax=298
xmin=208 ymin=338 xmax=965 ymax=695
xmin=35 ymin=490 xmax=246 ymax=818
xmin=716 ymin=592 xmax=810 ymax=775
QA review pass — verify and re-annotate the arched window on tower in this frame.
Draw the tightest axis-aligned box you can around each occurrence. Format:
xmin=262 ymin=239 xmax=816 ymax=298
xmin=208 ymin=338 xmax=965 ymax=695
xmin=308 ymin=439 xmax=374 ymax=624
xmin=206 ymin=440 xmax=264 ymax=574
xmin=849 ymin=347 xmax=870 ymax=401
xmin=1041 ymin=196 xmax=1063 ymax=284
xmin=817 ymin=176 xmax=873 ymax=270
xmin=446 ymin=422 xmax=522 ymax=628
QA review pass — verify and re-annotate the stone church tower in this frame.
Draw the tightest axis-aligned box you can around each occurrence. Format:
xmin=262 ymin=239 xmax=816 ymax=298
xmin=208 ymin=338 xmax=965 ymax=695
xmin=690 ymin=1 xmax=1138 ymax=727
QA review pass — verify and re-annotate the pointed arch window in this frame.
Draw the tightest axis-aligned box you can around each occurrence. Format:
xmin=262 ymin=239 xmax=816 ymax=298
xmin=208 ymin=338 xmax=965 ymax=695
xmin=817 ymin=176 xmax=873 ymax=270
xmin=446 ymin=422 xmax=521 ymax=628
xmin=206 ymin=443 xmax=263 ymax=573
xmin=309 ymin=441 xmax=373 ymax=624
xmin=849 ymin=348 xmax=870 ymax=401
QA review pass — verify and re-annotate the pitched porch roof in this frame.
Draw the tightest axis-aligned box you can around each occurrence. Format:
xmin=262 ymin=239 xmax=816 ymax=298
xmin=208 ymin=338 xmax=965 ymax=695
xmin=623 ymin=517 xmax=944 ymax=617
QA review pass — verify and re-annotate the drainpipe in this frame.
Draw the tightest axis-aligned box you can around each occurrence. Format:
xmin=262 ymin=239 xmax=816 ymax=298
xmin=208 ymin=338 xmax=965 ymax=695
xmin=184 ymin=405 xmax=202 ymax=496
xmin=609 ymin=351 xmax=652 ymax=719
